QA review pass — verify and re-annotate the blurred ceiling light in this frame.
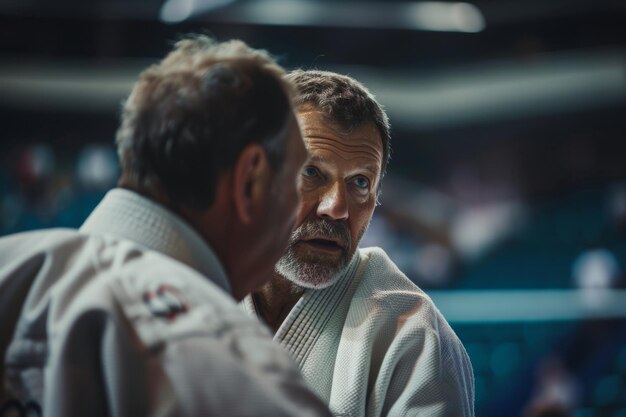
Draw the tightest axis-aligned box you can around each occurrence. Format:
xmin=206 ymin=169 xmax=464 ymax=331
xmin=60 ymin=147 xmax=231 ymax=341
xmin=186 ymin=0 xmax=485 ymax=32
xmin=1 ymin=49 xmax=624 ymax=124
xmin=348 ymin=49 xmax=626 ymax=129
xmin=407 ymin=2 xmax=485 ymax=33
xmin=0 ymin=61 xmax=141 ymax=112
xmin=160 ymin=0 xmax=235 ymax=23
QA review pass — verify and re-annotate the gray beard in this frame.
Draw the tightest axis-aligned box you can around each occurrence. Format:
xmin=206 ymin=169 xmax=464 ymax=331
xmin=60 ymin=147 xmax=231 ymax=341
xmin=275 ymin=217 xmax=369 ymax=289
xmin=275 ymin=244 xmax=352 ymax=289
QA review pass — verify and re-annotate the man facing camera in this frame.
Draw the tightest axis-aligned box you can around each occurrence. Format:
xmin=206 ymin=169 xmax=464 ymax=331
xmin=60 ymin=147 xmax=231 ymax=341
xmin=0 ymin=37 xmax=331 ymax=417
xmin=244 ymin=70 xmax=475 ymax=417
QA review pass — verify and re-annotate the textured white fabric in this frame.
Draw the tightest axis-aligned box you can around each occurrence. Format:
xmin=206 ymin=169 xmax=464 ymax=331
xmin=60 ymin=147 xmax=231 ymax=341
xmin=0 ymin=189 xmax=331 ymax=417
xmin=244 ymin=247 xmax=474 ymax=417
xmin=80 ymin=188 xmax=230 ymax=292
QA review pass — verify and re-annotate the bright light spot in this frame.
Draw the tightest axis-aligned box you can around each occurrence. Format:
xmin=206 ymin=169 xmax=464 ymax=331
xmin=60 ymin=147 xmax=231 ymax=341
xmin=573 ymin=248 xmax=619 ymax=290
xmin=245 ymin=0 xmax=320 ymax=26
xmin=76 ymin=145 xmax=118 ymax=190
xmin=451 ymin=202 xmax=525 ymax=260
xmin=573 ymin=248 xmax=620 ymax=308
xmin=159 ymin=0 xmax=235 ymax=24
xmin=408 ymin=2 xmax=485 ymax=33
xmin=160 ymin=0 xmax=195 ymax=23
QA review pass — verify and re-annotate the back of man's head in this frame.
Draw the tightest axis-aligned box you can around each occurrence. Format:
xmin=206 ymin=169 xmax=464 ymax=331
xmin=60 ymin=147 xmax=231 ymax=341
xmin=116 ymin=35 xmax=293 ymax=210
xmin=285 ymin=69 xmax=391 ymax=184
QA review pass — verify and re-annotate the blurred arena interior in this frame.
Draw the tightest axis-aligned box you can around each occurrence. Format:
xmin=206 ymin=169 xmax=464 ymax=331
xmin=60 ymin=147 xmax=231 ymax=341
xmin=1 ymin=0 xmax=625 ymax=415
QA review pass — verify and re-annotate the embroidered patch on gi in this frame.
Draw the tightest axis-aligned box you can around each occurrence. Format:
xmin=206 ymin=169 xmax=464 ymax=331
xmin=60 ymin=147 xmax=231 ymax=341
xmin=143 ymin=284 xmax=189 ymax=320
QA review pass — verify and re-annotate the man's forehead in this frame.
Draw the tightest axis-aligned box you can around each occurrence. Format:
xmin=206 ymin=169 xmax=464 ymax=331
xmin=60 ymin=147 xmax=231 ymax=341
xmin=297 ymin=108 xmax=342 ymax=134
xmin=296 ymin=108 xmax=381 ymax=145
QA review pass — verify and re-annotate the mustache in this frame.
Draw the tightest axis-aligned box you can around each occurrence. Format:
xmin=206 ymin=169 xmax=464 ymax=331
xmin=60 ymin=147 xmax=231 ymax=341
xmin=291 ymin=218 xmax=351 ymax=250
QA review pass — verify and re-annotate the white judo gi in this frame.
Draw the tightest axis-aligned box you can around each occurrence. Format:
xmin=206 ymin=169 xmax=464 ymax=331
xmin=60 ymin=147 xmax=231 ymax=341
xmin=0 ymin=189 xmax=330 ymax=417
xmin=243 ymin=247 xmax=475 ymax=417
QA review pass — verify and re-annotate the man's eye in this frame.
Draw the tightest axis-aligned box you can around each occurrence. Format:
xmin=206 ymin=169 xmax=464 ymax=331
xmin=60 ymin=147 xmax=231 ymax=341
xmin=353 ymin=176 xmax=370 ymax=189
xmin=302 ymin=166 xmax=319 ymax=177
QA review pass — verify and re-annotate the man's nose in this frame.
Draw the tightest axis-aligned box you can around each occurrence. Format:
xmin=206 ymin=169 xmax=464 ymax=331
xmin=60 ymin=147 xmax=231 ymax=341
xmin=316 ymin=181 xmax=349 ymax=220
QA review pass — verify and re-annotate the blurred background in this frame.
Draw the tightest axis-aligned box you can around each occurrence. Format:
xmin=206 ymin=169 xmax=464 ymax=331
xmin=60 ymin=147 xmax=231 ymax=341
xmin=1 ymin=0 xmax=625 ymax=415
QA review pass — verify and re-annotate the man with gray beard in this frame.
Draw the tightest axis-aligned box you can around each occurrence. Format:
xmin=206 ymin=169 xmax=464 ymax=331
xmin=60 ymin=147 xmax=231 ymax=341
xmin=276 ymin=217 xmax=354 ymax=288
xmin=242 ymin=70 xmax=475 ymax=417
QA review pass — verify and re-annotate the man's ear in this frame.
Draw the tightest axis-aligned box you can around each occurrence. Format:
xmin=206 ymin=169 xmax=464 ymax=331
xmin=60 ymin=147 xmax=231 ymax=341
xmin=232 ymin=144 xmax=271 ymax=224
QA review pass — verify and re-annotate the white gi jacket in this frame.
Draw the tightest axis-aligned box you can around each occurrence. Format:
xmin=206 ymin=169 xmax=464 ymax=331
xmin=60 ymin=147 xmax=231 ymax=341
xmin=243 ymin=247 xmax=475 ymax=417
xmin=0 ymin=189 xmax=330 ymax=417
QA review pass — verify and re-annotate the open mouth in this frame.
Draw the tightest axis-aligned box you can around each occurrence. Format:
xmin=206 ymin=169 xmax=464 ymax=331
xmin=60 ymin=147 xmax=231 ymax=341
xmin=302 ymin=238 xmax=343 ymax=252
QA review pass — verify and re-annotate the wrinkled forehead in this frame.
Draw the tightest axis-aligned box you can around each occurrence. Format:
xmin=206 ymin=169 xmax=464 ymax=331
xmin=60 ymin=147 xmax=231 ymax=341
xmin=296 ymin=103 xmax=358 ymax=136
xmin=296 ymin=105 xmax=382 ymax=148
xmin=296 ymin=106 xmax=383 ymax=175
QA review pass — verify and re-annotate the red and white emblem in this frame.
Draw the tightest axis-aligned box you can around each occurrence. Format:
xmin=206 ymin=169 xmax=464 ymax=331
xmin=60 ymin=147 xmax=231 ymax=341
xmin=143 ymin=284 xmax=189 ymax=320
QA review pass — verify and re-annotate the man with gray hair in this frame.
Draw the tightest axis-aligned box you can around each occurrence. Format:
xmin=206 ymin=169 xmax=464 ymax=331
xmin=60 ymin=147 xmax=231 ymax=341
xmin=244 ymin=69 xmax=475 ymax=417
xmin=0 ymin=37 xmax=331 ymax=417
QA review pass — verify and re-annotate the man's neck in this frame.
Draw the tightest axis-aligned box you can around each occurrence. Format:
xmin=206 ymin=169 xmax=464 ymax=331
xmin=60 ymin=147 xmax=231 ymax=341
xmin=253 ymin=273 xmax=305 ymax=334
